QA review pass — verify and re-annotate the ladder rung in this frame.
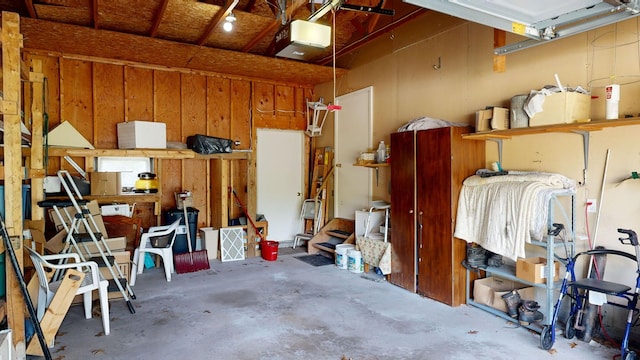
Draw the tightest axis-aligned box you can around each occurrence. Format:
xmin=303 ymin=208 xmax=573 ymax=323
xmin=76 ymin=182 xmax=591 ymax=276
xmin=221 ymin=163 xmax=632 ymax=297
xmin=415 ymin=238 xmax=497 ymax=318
xmin=38 ymin=199 xmax=88 ymax=208
xmin=73 ymin=232 xmax=103 ymax=242
xmin=88 ymin=256 xmax=115 ymax=267
xmin=107 ymin=278 xmax=127 ymax=292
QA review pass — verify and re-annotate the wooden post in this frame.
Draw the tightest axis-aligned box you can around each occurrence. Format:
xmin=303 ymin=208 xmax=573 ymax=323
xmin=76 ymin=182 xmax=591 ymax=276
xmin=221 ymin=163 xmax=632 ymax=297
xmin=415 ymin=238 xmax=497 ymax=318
xmin=29 ymin=59 xmax=45 ymax=222
xmin=246 ymin=153 xmax=257 ymax=258
xmin=2 ymin=11 xmax=26 ymax=358
xmin=493 ymin=29 xmax=506 ymax=73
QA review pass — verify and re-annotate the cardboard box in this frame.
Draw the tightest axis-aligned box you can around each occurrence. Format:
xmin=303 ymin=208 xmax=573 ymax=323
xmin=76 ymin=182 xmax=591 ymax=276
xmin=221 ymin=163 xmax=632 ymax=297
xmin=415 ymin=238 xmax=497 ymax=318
xmin=46 ymin=231 xmax=126 ymax=256
xmin=74 ymin=236 xmax=127 ymax=258
xmin=475 ymin=107 xmax=509 ymax=132
xmin=90 ymin=172 xmax=122 ymax=196
xmin=516 ymin=257 xmax=560 ymax=284
xmin=49 ymin=200 xmax=108 ymax=237
xmin=99 ymin=251 xmax=130 ymax=281
xmin=528 ymin=92 xmax=591 ymax=126
xmin=473 ymin=276 xmax=535 ymax=313
xmin=117 ymin=121 xmax=166 ymax=149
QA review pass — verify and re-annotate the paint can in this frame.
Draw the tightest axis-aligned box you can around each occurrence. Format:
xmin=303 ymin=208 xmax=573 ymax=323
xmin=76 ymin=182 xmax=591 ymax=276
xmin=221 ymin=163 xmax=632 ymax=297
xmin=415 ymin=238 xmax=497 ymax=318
xmin=347 ymin=249 xmax=363 ymax=274
xmin=335 ymin=244 xmax=354 ymax=269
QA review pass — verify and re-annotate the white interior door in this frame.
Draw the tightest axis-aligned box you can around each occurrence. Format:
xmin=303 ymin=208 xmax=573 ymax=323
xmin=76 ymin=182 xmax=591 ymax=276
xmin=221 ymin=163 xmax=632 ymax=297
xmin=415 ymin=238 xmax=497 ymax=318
xmin=335 ymin=87 xmax=373 ymax=219
xmin=257 ymin=129 xmax=304 ymax=242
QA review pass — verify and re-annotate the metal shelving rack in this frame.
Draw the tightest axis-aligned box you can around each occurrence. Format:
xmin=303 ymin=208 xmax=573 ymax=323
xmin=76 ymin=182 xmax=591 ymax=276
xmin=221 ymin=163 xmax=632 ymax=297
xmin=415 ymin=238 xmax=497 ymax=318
xmin=466 ymin=191 xmax=576 ymax=332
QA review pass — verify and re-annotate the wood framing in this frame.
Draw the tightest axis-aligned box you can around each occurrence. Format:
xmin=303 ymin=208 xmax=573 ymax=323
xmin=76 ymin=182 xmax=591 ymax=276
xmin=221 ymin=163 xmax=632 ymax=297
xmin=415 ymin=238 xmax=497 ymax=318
xmin=1 ymin=11 xmax=26 ymax=357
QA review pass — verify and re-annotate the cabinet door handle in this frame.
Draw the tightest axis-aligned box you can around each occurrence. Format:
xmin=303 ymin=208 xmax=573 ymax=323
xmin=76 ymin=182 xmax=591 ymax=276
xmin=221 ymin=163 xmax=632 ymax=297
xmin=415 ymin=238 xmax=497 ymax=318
xmin=409 ymin=209 xmax=414 ymax=214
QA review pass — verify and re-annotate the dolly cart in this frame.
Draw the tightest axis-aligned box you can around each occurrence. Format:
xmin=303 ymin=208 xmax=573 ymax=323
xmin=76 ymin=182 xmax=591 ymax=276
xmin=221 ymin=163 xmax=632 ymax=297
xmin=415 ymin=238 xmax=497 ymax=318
xmin=542 ymin=228 xmax=640 ymax=359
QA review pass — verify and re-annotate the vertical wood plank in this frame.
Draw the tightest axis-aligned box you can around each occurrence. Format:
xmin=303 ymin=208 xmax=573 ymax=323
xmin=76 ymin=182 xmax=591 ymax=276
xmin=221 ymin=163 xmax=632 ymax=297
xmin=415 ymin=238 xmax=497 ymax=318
xmin=2 ymin=10 xmax=26 ymax=357
xmin=210 ymin=160 xmax=229 ymax=229
xmin=181 ymin=73 xmax=207 ymax=227
xmin=124 ymin=66 xmax=153 ymax=121
xmin=93 ymin=63 xmax=124 ymax=149
xmin=154 ymin=71 xmax=182 ymax=210
xmin=207 ymin=77 xmax=231 ymax=138
xmin=155 ymin=71 xmax=181 ymax=141
xmin=160 ymin=158 xmax=182 ymax=211
xmin=294 ymin=86 xmax=307 ymax=118
xmin=230 ymin=79 xmax=251 ymax=150
xmin=60 ymin=58 xmax=94 ymax=171
xmin=246 ymin=154 xmax=257 ymax=257
xmin=61 ymin=59 xmax=94 ymax=142
xmin=253 ymin=82 xmax=274 ymax=128
xmin=275 ymin=85 xmax=294 ymax=114
xmin=254 ymin=82 xmax=274 ymax=114
xmin=493 ymin=29 xmax=506 ymax=73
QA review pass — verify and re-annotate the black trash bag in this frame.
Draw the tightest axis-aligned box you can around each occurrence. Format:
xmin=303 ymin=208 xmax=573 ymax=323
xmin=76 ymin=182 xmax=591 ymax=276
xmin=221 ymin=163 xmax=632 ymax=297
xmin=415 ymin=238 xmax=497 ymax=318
xmin=187 ymin=134 xmax=233 ymax=154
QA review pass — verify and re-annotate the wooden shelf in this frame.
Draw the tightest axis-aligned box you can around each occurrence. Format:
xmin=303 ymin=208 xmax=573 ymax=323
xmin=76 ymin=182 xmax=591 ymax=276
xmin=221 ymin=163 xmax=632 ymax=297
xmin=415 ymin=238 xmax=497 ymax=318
xmin=47 ymin=147 xmax=251 ymax=160
xmin=45 ymin=193 xmax=160 ymax=203
xmin=462 ymin=117 xmax=640 ymax=140
xmin=353 ymin=163 xmax=389 ymax=168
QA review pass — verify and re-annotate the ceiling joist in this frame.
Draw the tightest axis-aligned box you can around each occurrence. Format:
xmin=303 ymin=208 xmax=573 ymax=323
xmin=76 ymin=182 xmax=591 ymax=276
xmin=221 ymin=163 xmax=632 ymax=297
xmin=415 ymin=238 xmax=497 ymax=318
xmin=149 ymin=0 xmax=169 ymax=38
xmin=197 ymin=0 xmax=239 ymax=46
xmin=242 ymin=0 xmax=306 ymax=53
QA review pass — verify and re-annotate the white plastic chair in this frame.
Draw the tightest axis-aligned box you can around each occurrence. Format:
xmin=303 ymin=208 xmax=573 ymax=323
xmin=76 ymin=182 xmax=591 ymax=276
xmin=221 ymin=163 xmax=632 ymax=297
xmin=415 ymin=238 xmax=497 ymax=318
xmin=293 ymin=199 xmax=323 ymax=248
xmin=26 ymin=246 xmax=110 ymax=336
xmin=130 ymin=219 xmax=180 ymax=286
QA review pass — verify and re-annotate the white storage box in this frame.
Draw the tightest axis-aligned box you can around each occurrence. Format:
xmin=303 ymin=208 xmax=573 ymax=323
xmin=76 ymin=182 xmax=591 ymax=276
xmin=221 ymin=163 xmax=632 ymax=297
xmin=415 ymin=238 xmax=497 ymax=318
xmin=101 ymin=204 xmax=134 ymax=217
xmin=117 ymin=121 xmax=166 ymax=149
xmin=200 ymin=227 xmax=219 ymax=260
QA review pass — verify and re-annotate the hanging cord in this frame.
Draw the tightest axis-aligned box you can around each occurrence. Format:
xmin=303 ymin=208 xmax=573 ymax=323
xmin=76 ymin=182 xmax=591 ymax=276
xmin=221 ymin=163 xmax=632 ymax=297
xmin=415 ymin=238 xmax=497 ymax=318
xmin=332 ymin=7 xmax=337 ymax=103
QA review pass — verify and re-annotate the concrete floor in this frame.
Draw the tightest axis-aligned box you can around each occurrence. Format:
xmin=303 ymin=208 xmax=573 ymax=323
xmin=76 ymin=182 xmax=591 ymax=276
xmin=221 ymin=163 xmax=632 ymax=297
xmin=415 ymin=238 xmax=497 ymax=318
xmin=42 ymin=248 xmax=620 ymax=360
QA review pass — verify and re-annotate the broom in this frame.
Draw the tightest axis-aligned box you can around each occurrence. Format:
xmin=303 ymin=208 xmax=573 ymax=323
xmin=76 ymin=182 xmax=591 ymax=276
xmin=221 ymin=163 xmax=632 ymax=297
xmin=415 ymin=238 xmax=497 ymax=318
xmin=174 ymin=200 xmax=210 ymax=273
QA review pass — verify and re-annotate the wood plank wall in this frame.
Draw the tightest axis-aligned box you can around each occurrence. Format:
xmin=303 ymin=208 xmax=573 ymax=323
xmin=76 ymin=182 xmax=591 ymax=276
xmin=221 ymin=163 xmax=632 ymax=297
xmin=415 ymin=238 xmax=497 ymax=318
xmin=24 ymin=51 xmax=312 ymax=230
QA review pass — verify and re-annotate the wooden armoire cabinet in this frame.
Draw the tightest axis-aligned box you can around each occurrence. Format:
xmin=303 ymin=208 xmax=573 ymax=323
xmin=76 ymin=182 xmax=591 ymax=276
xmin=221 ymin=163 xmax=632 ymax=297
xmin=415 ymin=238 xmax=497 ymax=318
xmin=389 ymin=126 xmax=485 ymax=306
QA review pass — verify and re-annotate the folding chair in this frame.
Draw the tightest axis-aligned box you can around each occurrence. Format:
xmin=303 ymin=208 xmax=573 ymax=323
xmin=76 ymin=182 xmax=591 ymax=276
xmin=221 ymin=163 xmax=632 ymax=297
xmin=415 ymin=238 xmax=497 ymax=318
xmin=293 ymin=199 xmax=323 ymax=249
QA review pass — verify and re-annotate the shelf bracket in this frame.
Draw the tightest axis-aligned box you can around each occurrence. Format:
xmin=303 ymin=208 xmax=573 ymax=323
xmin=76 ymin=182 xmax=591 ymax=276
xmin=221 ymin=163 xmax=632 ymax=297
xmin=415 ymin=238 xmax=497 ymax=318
xmin=571 ymin=130 xmax=589 ymax=186
xmin=487 ymin=138 xmax=503 ymax=165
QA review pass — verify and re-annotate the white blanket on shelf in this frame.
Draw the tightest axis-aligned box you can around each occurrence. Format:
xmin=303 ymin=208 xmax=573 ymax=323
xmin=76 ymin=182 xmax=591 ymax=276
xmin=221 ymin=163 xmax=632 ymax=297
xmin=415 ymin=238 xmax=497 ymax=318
xmin=454 ymin=171 xmax=575 ymax=261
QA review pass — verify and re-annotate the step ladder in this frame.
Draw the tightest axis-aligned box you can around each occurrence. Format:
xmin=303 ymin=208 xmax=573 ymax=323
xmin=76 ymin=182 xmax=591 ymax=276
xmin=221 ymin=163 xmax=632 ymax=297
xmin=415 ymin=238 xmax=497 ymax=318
xmin=38 ymin=170 xmax=136 ymax=314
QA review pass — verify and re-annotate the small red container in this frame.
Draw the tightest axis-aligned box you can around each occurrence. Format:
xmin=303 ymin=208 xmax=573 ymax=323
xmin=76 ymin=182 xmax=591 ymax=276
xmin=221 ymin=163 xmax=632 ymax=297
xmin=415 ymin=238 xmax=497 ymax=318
xmin=261 ymin=240 xmax=279 ymax=261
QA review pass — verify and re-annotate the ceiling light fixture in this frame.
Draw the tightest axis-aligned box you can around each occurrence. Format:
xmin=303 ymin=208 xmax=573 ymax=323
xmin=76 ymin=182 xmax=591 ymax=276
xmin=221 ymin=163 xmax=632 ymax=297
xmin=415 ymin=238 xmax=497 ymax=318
xmin=223 ymin=12 xmax=236 ymax=32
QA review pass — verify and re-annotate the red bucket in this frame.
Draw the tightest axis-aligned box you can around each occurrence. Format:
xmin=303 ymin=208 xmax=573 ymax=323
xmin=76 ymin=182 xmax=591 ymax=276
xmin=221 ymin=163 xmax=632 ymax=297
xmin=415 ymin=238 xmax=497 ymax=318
xmin=261 ymin=240 xmax=279 ymax=261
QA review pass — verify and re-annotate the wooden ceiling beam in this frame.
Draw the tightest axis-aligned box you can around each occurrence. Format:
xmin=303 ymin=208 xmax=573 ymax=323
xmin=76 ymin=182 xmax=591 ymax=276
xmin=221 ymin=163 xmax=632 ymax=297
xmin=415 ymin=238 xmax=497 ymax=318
xmin=25 ymin=0 xmax=36 ymax=18
xmin=366 ymin=0 xmax=387 ymax=33
xmin=20 ymin=17 xmax=345 ymax=85
xmin=317 ymin=7 xmax=424 ymax=65
xmin=197 ymin=0 xmax=239 ymax=46
xmin=149 ymin=0 xmax=169 ymax=38
xmin=242 ymin=0 xmax=257 ymax=12
xmin=242 ymin=0 xmax=306 ymax=53
xmin=92 ymin=0 xmax=98 ymax=29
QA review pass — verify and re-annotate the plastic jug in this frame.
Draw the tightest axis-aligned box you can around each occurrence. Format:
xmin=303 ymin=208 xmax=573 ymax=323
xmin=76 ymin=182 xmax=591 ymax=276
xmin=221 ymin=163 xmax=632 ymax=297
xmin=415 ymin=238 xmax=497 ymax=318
xmin=377 ymin=141 xmax=386 ymax=163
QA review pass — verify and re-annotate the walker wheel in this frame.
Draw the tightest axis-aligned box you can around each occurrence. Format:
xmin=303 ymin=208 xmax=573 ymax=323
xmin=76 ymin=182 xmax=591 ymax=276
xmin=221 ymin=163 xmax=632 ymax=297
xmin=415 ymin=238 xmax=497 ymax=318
xmin=564 ymin=315 xmax=576 ymax=339
xmin=540 ymin=325 xmax=554 ymax=350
